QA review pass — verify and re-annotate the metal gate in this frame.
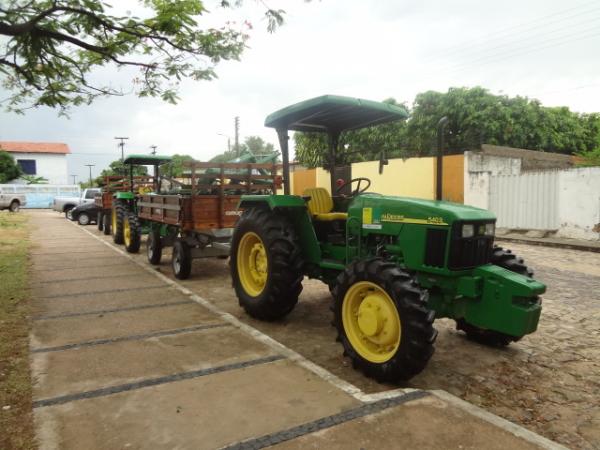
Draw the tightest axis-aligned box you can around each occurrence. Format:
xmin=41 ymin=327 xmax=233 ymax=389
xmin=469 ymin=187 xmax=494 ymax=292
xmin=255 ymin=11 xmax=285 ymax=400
xmin=489 ymin=171 xmax=559 ymax=230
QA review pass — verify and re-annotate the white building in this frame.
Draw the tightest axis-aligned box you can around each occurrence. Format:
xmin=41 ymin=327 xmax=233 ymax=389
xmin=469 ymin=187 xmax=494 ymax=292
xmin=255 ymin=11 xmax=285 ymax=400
xmin=0 ymin=141 xmax=70 ymax=184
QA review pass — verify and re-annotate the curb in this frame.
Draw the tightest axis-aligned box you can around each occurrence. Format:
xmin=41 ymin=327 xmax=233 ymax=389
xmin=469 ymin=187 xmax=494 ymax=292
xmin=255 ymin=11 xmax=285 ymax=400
xmin=496 ymin=236 xmax=600 ymax=253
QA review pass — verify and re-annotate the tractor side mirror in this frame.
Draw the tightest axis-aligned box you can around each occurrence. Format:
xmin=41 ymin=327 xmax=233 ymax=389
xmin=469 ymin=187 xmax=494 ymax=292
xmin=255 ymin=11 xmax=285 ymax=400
xmin=379 ymin=150 xmax=388 ymax=174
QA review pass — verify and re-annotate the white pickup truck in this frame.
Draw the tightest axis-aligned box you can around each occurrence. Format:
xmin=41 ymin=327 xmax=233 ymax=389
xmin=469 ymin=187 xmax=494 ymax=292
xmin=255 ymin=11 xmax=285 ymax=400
xmin=0 ymin=187 xmax=26 ymax=212
xmin=52 ymin=188 xmax=101 ymax=218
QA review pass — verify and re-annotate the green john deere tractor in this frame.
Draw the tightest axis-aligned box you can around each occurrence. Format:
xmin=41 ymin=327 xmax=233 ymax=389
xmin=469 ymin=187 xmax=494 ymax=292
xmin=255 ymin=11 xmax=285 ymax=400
xmin=230 ymin=95 xmax=546 ymax=382
xmin=111 ymin=154 xmax=171 ymax=253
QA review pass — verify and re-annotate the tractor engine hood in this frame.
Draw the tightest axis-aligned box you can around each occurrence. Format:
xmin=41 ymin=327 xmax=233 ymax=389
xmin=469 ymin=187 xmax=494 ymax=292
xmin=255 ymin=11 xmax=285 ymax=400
xmin=349 ymin=194 xmax=496 ymax=227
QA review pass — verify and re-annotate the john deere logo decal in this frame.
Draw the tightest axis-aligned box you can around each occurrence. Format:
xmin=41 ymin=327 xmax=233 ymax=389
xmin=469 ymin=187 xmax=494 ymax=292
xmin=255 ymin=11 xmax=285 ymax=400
xmin=381 ymin=213 xmax=448 ymax=226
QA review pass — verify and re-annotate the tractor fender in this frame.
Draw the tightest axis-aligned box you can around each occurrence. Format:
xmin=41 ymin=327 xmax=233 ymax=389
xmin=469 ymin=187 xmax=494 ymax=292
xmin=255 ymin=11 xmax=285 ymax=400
xmin=237 ymin=194 xmax=321 ymax=264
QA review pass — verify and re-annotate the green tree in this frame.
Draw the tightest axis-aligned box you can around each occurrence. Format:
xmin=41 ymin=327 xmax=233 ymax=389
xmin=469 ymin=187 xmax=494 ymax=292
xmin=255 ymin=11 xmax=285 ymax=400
xmin=0 ymin=150 xmax=21 ymax=182
xmin=21 ymin=174 xmax=48 ymax=184
xmin=294 ymin=98 xmax=408 ymax=168
xmin=162 ymin=154 xmax=194 ymax=177
xmin=0 ymin=1 xmax=286 ymax=113
xmin=95 ymin=159 xmax=148 ymax=185
xmin=239 ymin=136 xmax=277 ymax=156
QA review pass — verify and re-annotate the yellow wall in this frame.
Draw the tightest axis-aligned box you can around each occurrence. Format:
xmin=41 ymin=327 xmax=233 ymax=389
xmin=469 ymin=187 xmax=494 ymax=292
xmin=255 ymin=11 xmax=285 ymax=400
xmin=315 ymin=167 xmax=331 ymax=193
xmin=292 ymin=168 xmax=316 ymax=195
xmin=282 ymin=154 xmax=464 ymax=202
xmin=434 ymin=154 xmax=464 ymax=203
xmin=351 ymin=157 xmax=435 ymax=199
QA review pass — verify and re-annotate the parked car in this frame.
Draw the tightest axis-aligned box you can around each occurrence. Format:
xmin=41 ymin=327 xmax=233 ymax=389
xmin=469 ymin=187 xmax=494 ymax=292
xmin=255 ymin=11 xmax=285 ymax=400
xmin=0 ymin=188 xmax=27 ymax=212
xmin=52 ymin=188 xmax=100 ymax=219
xmin=69 ymin=202 xmax=100 ymax=225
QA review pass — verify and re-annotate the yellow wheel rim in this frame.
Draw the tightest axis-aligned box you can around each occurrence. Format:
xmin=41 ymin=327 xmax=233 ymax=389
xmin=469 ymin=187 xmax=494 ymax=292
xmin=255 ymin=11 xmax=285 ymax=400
xmin=342 ymin=281 xmax=401 ymax=363
xmin=237 ymin=232 xmax=268 ymax=297
xmin=112 ymin=208 xmax=117 ymax=232
xmin=123 ymin=216 xmax=131 ymax=246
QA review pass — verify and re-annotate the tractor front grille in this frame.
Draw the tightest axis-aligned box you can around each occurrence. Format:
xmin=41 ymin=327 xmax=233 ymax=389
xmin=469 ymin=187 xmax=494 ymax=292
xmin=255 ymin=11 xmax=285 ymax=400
xmin=448 ymin=222 xmax=494 ymax=270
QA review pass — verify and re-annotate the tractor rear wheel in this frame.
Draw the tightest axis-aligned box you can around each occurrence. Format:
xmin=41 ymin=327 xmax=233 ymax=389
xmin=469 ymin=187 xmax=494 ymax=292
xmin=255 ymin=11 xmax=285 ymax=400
xmin=332 ymin=259 xmax=437 ymax=382
xmin=111 ymin=201 xmax=126 ymax=244
xmin=102 ymin=213 xmax=111 ymax=235
xmin=147 ymin=229 xmax=162 ymax=265
xmin=456 ymin=246 xmax=534 ymax=347
xmin=230 ymin=208 xmax=303 ymax=321
xmin=123 ymin=212 xmax=141 ymax=253
xmin=172 ymin=239 xmax=192 ymax=279
xmin=97 ymin=212 xmax=104 ymax=231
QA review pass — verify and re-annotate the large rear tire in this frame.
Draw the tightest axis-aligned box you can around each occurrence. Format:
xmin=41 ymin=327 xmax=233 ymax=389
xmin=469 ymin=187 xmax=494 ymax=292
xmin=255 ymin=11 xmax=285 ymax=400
xmin=9 ymin=201 xmax=20 ymax=212
xmin=172 ymin=239 xmax=192 ymax=279
xmin=111 ymin=201 xmax=126 ymax=244
xmin=230 ymin=208 xmax=303 ymax=321
xmin=147 ymin=229 xmax=162 ymax=265
xmin=123 ymin=212 xmax=141 ymax=253
xmin=332 ymin=259 xmax=437 ymax=382
xmin=456 ymin=245 xmax=535 ymax=347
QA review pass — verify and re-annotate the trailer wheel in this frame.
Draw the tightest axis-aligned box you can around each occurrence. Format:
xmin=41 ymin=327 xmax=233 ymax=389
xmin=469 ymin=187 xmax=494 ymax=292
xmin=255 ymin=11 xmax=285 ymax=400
xmin=147 ymin=229 xmax=162 ymax=265
xmin=332 ymin=259 xmax=437 ymax=382
xmin=172 ymin=239 xmax=192 ymax=279
xmin=111 ymin=201 xmax=126 ymax=244
xmin=230 ymin=208 xmax=303 ymax=321
xmin=9 ymin=200 xmax=20 ymax=212
xmin=97 ymin=212 xmax=104 ymax=231
xmin=123 ymin=212 xmax=141 ymax=253
xmin=102 ymin=213 xmax=111 ymax=235
xmin=456 ymin=246 xmax=534 ymax=347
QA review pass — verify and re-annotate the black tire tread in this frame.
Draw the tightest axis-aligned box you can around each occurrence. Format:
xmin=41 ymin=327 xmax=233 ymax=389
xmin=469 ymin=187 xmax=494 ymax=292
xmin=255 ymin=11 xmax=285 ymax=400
xmin=112 ymin=201 xmax=126 ymax=245
xmin=172 ymin=239 xmax=192 ymax=280
xmin=97 ymin=212 xmax=104 ymax=231
xmin=331 ymin=258 xmax=437 ymax=383
xmin=124 ymin=212 xmax=141 ymax=253
xmin=147 ymin=229 xmax=162 ymax=265
xmin=230 ymin=207 xmax=303 ymax=321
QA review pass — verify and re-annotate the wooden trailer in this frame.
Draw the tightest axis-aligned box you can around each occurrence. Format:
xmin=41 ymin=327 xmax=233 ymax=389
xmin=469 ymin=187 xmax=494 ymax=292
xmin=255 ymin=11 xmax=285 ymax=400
xmin=94 ymin=175 xmax=155 ymax=235
xmin=136 ymin=160 xmax=282 ymax=279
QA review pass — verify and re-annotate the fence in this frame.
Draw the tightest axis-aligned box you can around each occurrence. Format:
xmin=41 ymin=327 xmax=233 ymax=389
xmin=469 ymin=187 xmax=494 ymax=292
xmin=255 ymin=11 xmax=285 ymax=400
xmin=0 ymin=184 xmax=80 ymax=208
xmin=489 ymin=171 xmax=560 ymax=230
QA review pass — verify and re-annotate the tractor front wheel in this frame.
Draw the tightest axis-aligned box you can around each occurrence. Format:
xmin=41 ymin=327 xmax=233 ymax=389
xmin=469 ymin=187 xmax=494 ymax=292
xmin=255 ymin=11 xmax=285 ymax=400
xmin=230 ymin=208 xmax=303 ymax=321
xmin=123 ymin=212 xmax=141 ymax=253
xmin=172 ymin=239 xmax=192 ymax=279
xmin=111 ymin=201 xmax=126 ymax=244
xmin=147 ymin=229 xmax=162 ymax=265
xmin=332 ymin=259 xmax=437 ymax=382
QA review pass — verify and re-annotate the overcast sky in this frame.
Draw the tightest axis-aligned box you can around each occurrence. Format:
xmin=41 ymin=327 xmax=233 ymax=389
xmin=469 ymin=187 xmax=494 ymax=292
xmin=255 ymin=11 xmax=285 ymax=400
xmin=1 ymin=0 xmax=599 ymax=183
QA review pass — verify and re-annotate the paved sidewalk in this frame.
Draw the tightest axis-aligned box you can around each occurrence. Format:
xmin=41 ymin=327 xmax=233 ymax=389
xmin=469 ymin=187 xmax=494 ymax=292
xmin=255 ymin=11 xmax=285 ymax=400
xmin=27 ymin=210 xmax=565 ymax=449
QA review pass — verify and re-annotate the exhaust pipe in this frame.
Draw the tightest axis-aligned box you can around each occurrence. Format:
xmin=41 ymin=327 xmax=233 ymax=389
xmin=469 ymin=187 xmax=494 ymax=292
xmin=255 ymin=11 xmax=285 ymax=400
xmin=436 ymin=116 xmax=449 ymax=201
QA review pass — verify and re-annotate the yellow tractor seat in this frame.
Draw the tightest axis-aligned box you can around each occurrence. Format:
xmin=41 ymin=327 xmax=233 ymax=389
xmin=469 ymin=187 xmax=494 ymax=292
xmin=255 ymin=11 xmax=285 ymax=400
xmin=303 ymin=187 xmax=348 ymax=221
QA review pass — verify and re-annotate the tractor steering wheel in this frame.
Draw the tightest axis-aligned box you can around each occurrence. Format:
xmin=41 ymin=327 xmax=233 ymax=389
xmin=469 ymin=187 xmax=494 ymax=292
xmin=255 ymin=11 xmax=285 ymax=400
xmin=336 ymin=177 xmax=372 ymax=196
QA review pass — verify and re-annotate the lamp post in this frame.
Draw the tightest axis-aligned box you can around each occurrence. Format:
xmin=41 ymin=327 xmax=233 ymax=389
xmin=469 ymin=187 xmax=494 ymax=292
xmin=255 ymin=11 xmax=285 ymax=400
xmin=84 ymin=164 xmax=95 ymax=186
xmin=150 ymin=145 xmax=157 ymax=155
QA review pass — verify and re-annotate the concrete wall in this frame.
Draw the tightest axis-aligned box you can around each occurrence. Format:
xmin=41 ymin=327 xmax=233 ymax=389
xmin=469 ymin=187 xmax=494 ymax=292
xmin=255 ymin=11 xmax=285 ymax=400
xmin=464 ymin=150 xmax=600 ymax=240
xmin=556 ymin=167 xmax=600 ymax=240
xmin=11 ymin=152 xmax=68 ymax=184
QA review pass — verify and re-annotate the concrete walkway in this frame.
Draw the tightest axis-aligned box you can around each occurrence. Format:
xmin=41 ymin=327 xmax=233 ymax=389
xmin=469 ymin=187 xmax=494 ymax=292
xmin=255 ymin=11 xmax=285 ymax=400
xmin=27 ymin=210 xmax=565 ymax=450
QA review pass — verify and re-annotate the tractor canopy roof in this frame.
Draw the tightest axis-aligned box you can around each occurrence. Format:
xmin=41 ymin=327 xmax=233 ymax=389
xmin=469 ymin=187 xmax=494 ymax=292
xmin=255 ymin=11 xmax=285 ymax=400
xmin=264 ymin=95 xmax=408 ymax=133
xmin=123 ymin=154 xmax=172 ymax=165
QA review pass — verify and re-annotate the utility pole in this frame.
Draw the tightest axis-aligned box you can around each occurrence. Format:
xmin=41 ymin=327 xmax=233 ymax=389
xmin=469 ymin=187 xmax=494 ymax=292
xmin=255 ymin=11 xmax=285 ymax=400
xmin=70 ymin=174 xmax=77 ymax=185
xmin=150 ymin=145 xmax=157 ymax=155
xmin=84 ymin=164 xmax=95 ymax=187
xmin=114 ymin=136 xmax=129 ymax=161
xmin=217 ymin=133 xmax=231 ymax=152
xmin=234 ymin=116 xmax=240 ymax=156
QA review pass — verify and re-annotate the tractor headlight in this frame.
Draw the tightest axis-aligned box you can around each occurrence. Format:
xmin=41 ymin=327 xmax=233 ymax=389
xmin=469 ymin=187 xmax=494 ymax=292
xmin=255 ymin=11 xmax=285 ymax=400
xmin=461 ymin=224 xmax=475 ymax=238
xmin=484 ymin=223 xmax=495 ymax=236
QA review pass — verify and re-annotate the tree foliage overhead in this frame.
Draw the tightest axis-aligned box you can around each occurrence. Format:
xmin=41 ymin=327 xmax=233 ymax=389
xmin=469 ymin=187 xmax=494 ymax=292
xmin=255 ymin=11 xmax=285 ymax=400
xmin=0 ymin=149 xmax=21 ymax=182
xmin=95 ymin=158 xmax=147 ymax=185
xmin=294 ymin=87 xmax=600 ymax=168
xmin=0 ymin=0 xmax=285 ymax=113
